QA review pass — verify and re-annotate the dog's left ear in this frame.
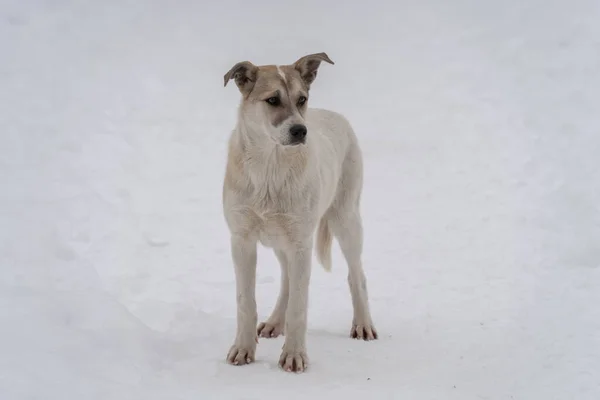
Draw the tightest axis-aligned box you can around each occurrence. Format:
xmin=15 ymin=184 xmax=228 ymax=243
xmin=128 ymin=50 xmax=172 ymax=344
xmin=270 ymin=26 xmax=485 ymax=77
xmin=224 ymin=61 xmax=258 ymax=96
xmin=293 ymin=52 xmax=334 ymax=88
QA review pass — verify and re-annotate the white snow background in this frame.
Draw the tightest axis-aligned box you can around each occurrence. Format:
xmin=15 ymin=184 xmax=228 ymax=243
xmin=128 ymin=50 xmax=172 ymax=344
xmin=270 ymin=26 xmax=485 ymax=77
xmin=1 ymin=0 xmax=599 ymax=399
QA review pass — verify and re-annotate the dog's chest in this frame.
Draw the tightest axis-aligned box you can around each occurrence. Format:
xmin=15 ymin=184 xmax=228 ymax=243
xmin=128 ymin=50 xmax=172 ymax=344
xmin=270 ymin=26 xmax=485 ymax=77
xmin=248 ymin=196 xmax=313 ymax=248
xmin=255 ymin=211 xmax=301 ymax=248
xmin=225 ymin=167 xmax=319 ymax=248
xmin=250 ymin=184 xmax=318 ymax=247
xmin=225 ymin=193 xmax=311 ymax=248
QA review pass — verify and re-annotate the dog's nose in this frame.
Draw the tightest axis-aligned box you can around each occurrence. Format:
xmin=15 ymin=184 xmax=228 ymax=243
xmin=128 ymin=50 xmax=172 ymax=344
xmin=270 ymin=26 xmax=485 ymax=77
xmin=289 ymin=124 xmax=307 ymax=142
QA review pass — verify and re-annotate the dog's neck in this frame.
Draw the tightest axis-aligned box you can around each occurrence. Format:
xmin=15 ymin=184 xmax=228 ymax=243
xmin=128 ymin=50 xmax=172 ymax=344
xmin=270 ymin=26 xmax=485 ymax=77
xmin=231 ymin=117 xmax=310 ymax=192
xmin=235 ymin=116 xmax=276 ymax=154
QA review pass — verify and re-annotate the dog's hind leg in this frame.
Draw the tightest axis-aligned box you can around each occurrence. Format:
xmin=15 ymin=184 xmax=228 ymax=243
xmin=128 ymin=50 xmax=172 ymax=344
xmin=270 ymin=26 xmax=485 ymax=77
xmin=330 ymin=210 xmax=378 ymax=340
xmin=257 ymin=249 xmax=288 ymax=338
xmin=328 ymin=141 xmax=377 ymax=340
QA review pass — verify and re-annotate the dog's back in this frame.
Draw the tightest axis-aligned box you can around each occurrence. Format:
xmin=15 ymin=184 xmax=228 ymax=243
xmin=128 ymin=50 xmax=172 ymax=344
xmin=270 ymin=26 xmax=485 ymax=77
xmin=306 ymin=108 xmax=359 ymax=151
xmin=302 ymin=108 xmax=364 ymax=270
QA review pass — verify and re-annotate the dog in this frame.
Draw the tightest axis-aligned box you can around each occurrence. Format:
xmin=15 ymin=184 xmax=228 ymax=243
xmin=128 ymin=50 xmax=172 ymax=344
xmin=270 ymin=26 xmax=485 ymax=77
xmin=222 ymin=52 xmax=377 ymax=373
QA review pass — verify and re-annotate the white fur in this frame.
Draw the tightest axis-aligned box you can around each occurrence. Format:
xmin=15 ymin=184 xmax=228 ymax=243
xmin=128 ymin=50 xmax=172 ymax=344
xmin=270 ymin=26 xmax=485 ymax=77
xmin=276 ymin=65 xmax=287 ymax=83
xmin=223 ymin=70 xmax=377 ymax=373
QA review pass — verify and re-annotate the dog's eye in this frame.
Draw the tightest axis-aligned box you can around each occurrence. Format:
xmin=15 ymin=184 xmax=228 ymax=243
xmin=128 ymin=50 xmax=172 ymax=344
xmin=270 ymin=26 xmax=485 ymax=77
xmin=265 ymin=97 xmax=280 ymax=106
xmin=297 ymin=96 xmax=307 ymax=106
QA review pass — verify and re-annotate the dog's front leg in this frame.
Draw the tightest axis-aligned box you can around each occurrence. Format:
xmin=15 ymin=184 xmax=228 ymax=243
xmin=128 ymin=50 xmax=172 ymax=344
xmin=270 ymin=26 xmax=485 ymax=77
xmin=226 ymin=234 xmax=258 ymax=366
xmin=279 ymin=241 xmax=312 ymax=372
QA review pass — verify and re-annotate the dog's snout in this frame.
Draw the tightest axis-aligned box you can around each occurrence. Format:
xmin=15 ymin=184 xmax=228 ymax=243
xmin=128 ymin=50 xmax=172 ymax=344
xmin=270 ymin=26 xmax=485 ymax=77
xmin=289 ymin=124 xmax=307 ymax=143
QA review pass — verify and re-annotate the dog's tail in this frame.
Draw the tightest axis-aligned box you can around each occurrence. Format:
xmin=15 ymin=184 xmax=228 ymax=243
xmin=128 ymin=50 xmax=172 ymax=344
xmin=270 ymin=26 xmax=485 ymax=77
xmin=316 ymin=217 xmax=333 ymax=272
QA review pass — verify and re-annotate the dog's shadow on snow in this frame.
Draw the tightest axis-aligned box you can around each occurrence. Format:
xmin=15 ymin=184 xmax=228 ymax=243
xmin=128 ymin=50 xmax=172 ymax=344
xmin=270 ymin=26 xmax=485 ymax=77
xmin=306 ymin=328 xmax=349 ymax=339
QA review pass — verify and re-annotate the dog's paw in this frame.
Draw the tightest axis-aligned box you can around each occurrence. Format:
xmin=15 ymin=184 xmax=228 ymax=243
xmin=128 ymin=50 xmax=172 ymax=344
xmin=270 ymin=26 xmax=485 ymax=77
xmin=278 ymin=349 xmax=309 ymax=373
xmin=350 ymin=324 xmax=378 ymax=341
xmin=257 ymin=321 xmax=284 ymax=338
xmin=226 ymin=343 xmax=256 ymax=366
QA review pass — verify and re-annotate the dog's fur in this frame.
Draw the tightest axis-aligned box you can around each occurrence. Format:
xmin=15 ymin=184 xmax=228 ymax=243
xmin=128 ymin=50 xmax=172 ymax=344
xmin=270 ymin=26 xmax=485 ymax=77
xmin=222 ymin=52 xmax=377 ymax=373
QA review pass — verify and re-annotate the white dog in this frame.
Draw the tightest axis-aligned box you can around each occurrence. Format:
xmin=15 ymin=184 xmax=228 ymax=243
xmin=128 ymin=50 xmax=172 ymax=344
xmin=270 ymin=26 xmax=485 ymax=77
xmin=222 ymin=52 xmax=377 ymax=373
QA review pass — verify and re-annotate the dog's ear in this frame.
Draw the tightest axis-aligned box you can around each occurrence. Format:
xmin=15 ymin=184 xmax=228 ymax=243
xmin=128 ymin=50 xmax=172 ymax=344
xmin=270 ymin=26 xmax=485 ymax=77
xmin=293 ymin=52 xmax=334 ymax=88
xmin=223 ymin=61 xmax=258 ymax=95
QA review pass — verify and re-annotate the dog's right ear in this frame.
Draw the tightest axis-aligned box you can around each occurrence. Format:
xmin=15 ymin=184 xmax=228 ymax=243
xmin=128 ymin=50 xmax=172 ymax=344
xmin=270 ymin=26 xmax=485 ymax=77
xmin=224 ymin=61 xmax=258 ymax=95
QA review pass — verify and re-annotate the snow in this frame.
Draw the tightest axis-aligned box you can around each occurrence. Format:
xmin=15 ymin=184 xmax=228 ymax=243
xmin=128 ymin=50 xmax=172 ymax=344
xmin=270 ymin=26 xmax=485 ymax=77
xmin=1 ymin=0 xmax=599 ymax=398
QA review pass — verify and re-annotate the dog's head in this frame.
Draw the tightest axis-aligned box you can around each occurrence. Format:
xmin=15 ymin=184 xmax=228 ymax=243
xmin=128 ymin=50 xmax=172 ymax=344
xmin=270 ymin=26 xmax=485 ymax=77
xmin=224 ymin=52 xmax=334 ymax=146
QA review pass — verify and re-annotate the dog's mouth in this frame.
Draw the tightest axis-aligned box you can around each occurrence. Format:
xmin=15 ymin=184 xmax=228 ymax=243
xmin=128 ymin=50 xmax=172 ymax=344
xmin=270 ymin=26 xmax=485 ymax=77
xmin=286 ymin=138 xmax=306 ymax=146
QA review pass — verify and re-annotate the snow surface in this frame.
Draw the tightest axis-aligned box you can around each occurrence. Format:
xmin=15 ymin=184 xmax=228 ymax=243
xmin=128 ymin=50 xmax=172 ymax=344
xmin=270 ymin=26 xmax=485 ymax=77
xmin=1 ymin=0 xmax=600 ymax=399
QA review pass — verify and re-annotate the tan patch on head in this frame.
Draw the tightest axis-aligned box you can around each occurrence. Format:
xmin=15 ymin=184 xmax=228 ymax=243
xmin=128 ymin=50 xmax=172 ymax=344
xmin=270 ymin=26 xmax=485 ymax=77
xmin=279 ymin=65 xmax=309 ymax=93
xmin=243 ymin=65 xmax=309 ymax=127
xmin=224 ymin=52 xmax=332 ymax=98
